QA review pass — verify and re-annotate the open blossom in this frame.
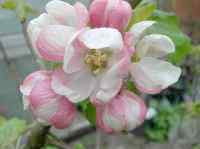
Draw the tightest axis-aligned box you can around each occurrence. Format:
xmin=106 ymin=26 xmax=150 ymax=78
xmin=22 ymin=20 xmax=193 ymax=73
xmin=27 ymin=0 xmax=89 ymax=62
xmin=21 ymin=0 xmax=183 ymax=133
xmin=96 ymin=90 xmax=147 ymax=133
xmin=127 ymin=21 xmax=182 ymax=94
xmin=20 ymin=71 xmax=76 ymax=129
xmin=51 ymin=28 xmax=130 ymax=104
xmin=89 ymin=0 xmax=132 ymax=32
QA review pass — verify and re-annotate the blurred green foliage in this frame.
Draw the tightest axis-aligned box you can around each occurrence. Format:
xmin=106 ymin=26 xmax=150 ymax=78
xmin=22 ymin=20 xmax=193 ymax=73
xmin=128 ymin=0 xmax=192 ymax=65
xmin=145 ymin=100 xmax=200 ymax=142
xmin=144 ymin=100 xmax=184 ymax=142
xmin=145 ymin=10 xmax=192 ymax=64
xmin=0 ymin=117 xmax=27 ymax=149
xmin=42 ymin=145 xmax=58 ymax=149
xmin=74 ymin=143 xmax=86 ymax=149
xmin=127 ymin=1 xmax=156 ymax=29
xmin=0 ymin=0 xmax=36 ymax=22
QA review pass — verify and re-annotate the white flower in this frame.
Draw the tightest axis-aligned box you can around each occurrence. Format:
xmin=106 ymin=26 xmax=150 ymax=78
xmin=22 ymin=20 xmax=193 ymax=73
xmin=51 ymin=28 xmax=130 ymax=103
xmin=128 ymin=21 xmax=181 ymax=94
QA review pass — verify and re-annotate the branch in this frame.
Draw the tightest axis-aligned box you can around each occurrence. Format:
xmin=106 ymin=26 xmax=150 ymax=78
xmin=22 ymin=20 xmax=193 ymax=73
xmin=17 ymin=122 xmax=51 ymax=149
xmin=62 ymin=123 xmax=96 ymax=143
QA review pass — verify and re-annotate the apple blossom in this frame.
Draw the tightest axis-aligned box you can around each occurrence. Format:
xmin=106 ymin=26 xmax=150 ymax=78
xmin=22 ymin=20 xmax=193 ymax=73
xmin=20 ymin=71 xmax=76 ymax=129
xmin=89 ymin=0 xmax=132 ymax=32
xmin=20 ymin=0 xmax=183 ymax=133
xmin=27 ymin=0 xmax=89 ymax=62
xmin=51 ymin=28 xmax=130 ymax=104
xmin=96 ymin=90 xmax=147 ymax=133
xmin=128 ymin=21 xmax=182 ymax=94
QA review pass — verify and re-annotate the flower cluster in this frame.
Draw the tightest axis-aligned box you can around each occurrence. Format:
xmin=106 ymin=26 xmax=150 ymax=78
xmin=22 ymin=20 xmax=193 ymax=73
xmin=20 ymin=0 xmax=181 ymax=133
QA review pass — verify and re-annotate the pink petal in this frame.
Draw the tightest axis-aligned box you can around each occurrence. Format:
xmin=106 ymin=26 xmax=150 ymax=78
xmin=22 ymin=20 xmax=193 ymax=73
xmin=89 ymin=0 xmax=132 ymax=31
xmin=36 ymin=25 xmax=76 ymax=62
xmin=46 ymin=0 xmax=77 ymax=26
xmin=46 ymin=0 xmax=88 ymax=28
xmin=108 ymin=0 xmax=132 ymax=31
xmin=89 ymin=0 xmax=108 ymax=27
xmin=74 ymin=2 xmax=89 ymax=28
xmin=27 ymin=13 xmax=59 ymax=56
xmin=96 ymin=90 xmax=147 ymax=133
xmin=20 ymin=71 xmax=52 ymax=96
xmin=96 ymin=107 xmax=113 ymax=133
xmin=49 ymin=96 xmax=76 ymax=129
xmin=29 ymin=79 xmax=57 ymax=109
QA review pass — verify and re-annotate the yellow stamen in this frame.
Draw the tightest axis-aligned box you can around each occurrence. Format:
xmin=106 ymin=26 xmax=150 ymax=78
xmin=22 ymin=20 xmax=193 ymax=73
xmin=84 ymin=49 xmax=109 ymax=75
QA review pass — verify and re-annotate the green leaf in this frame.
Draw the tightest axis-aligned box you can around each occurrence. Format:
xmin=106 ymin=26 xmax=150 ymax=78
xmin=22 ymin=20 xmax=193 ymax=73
xmin=16 ymin=0 xmax=26 ymax=22
xmin=78 ymin=100 xmax=96 ymax=126
xmin=15 ymin=0 xmax=36 ymax=22
xmin=0 ymin=0 xmax=16 ymax=10
xmin=150 ymin=10 xmax=179 ymax=25
xmin=74 ymin=143 xmax=86 ymax=149
xmin=42 ymin=145 xmax=58 ymax=149
xmin=37 ymin=59 xmax=63 ymax=70
xmin=127 ymin=1 xmax=156 ymax=30
xmin=0 ymin=118 xmax=27 ymax=148
xmin=0 ymin=116 xmax=6 ymax=127
xmin=145 ymin=10 xmax=191 ymax=64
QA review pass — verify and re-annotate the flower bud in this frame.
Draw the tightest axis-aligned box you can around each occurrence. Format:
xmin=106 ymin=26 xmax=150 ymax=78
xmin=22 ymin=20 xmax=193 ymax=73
xmin=89 ymin=0 xmax=132 ymax=32
xmin=96 ymin=90 xmax=147 ymax=133
xmin=20 ymin=71 xmax=76 ymax=129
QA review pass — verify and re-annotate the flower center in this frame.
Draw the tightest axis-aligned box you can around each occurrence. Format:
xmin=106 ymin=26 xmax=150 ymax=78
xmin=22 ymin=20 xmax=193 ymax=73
xmin=131 ymin=54 xmax=140 ymax=62
xmin=84 ymin=49 xmax=109 ymax=75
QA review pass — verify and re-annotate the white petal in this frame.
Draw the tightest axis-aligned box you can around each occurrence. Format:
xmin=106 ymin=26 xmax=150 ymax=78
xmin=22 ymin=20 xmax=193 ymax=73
xmin=145 ymin=108 xmax=157 ymax=120
xmin=46 ymin=0 xmax=77 ymax=26
xmin=79 ymin=28 xmax=123 ymax=51
xmin=136 ymin=34 xmax=175 ymax=58
xmin=103 ymin=108 xmax=124 ymax=132
xmin=130 ymin=57 xmax=181 ymax=94
xmin=22 ymin=96 xmax=30 ymax=110
xmin=34 ymin=98 xmax=59 ymax=122
xmin=96 ymin=80 xmax=122 ymax=103
xmin=27 ymin=13 xmax=59 ymax=53
xmin=63 ymin=30 xmax=87 ymax=74
xmin=129 ymin=21 xmax=155 ymax=47
xmin=52 ymin=68 xmax=96 ymax=103
xmin=95 ymin=56 xmax=129 ymax=103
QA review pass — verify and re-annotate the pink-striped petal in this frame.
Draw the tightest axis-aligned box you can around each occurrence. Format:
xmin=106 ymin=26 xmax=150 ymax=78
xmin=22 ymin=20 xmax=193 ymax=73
xmin=27 ymin=13 xmax=59 ymax=56
xmin=89 ymin=0 xmax=108 ymax=27
xmin=107 ymin=0 xmax=132 ymax=31
xmin=20 ymin=70 xmax=52 ymax=96
xmin=49 ymin=96 xmax=76 ymax=129
xmin=96 ymin=90 xmax=147 ymax=133
xmin=89 ymin=0 xmax=132 ymax=31
xmin=36 ymin=25 xmax=76 ymax=62
xmin=46 ymin=0 xmax=89 ymax=28
xmin=74 ymin=2 xmax=89 ymax=28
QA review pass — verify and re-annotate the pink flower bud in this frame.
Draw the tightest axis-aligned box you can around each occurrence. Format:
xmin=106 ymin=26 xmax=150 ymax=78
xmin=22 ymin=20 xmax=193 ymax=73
xmin=96 ymin=90 xmax=147 ymax=133
xmin=89 ymin=0 xmax=132 ymax=31
xmin=20 ymin=71 xmax=76 ymax=129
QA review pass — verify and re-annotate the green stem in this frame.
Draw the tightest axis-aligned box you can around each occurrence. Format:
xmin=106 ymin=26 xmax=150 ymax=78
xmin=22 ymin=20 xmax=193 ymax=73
xmin=17 ymin=123 xmax=51 ymax=149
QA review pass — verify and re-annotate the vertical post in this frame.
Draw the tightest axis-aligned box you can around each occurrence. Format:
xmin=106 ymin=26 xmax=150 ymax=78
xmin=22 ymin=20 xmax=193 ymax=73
xmin=0 ymin=40 xmax=11 ymax=65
